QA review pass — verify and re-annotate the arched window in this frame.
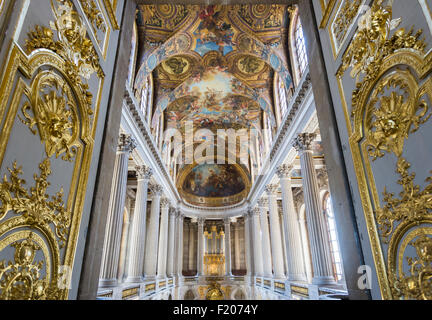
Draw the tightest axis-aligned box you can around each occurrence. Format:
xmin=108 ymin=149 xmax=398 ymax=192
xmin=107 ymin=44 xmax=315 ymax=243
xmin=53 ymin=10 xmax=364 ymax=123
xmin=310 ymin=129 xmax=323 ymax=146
xmin=324 ymin=194 xmax=344 ymax=282
xmin=277 ymin=77 xmax=289 ymax=119
xmin=288 ymin=7 xmax=309 ymax=86
xmin=294 ymin=17 xmax=308 ymax=79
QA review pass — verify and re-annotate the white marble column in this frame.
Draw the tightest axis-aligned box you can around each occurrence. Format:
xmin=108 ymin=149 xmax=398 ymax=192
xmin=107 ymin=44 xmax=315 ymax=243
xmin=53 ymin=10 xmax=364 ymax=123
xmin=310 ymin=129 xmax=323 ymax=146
xmin=197 ymin=218 xmax=205 ymax=276
xmin=125 ymin=166 xmax=152 ymax=283
xmin=294 ymin=133 xmax=336 ymax=285
xmin=251 ymin=208 xmax=263 ymax=276
xmin=265 ymin=185 xmax=286 ymax=279
xmin=188 ymin=222 xmax=195 ymax=271
xmin=99 ymin=134 xmax=136 ymax=287
xmin=276 ymin=164 xmax=307 ymax=282
xmin=177 ymin=213 xmax=184 ymax=278
xmin=157 ymin=198 xmax=170 ymax=278
xmin=144 ymin=184 xmax=163 ymax=279
xmin=167 ymin=208 xmax=176 ymax=276
xmin=234 ymin=223 xmax=241 ymax=271
xmin=244 ymin=210 xmax=253 ymax=276
xmin=258 ymin=198 xmax=273 ymax=277
xmin=224 ymin=218 xmax=232 ymax=276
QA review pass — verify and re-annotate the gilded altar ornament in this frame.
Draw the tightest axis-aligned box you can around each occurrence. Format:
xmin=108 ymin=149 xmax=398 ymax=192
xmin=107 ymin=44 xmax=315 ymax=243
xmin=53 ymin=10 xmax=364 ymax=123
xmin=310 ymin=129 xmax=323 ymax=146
xmin=0 ymin=159 xmax=71 ymax=248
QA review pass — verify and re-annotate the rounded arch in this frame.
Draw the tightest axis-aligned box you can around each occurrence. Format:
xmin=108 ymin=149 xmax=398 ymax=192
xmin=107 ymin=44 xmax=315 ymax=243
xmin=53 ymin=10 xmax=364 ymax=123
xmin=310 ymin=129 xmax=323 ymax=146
xmin=184 ymin=289 xmax=195 ymax=300
xmin=288 ymin=6 xmax=308 ymax=86
xmin=231 ymin=288 xmax=246 ymax=300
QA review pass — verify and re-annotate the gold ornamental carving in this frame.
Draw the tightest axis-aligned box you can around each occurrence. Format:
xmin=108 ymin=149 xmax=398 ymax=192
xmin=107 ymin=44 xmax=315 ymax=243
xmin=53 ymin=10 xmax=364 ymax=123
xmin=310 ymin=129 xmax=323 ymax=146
xmin=338 ymin=0 xmax=432 ymax=300
xmin=0 ymin=0 xmax=104 ymax=300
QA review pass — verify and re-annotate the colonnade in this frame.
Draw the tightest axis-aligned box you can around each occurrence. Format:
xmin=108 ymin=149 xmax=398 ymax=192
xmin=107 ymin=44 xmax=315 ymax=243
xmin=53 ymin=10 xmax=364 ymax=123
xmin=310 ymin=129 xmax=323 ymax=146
xmin=99 ymin=134 xmax=185 ymax=288
xmin=99 ymin=132 xmax=337 ymax=289
xmin=246 ymin=133 xmax=336 ymax=285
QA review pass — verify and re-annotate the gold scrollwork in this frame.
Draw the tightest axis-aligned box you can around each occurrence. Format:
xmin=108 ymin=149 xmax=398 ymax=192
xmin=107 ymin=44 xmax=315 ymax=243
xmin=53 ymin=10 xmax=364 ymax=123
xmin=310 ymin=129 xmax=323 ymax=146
xmin=338 ymin=0 xmax=432 ymax=300
xmin=19 ymin=71 xmax=79 ymax=161
xmin=0 ymin=232 xmax=52 ymax=300
xmin=26 ymin=0 xmax=104 ymax=113
xmin=0 ymin=159 xmax=71 ymax=248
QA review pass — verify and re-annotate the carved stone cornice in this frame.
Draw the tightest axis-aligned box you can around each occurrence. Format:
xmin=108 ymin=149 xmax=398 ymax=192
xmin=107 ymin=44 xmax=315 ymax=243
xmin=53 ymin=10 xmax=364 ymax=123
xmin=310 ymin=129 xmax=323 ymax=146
xmin=265 ymin=184 xmax=279 ymax=195
xmin=293 ymin=133 xmax=317 ymax=153
xmin=118 ymin=133 xmax=136 ymax=153
xmin=276 ymin=164 xmax=294 ymax=179
xmin=136 ymin=165 xmax=153 ymax=180
xmin=123 ymin=87 xmax=175 ymax=198
xmin=160 ymin=197 xmax=171 ymax=208
xmin=149 ymin=183 xmax=163 ymax=197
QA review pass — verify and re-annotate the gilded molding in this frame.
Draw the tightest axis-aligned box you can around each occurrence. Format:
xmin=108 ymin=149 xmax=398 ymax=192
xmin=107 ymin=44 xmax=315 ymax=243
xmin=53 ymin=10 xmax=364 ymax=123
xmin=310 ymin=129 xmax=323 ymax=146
xmin=337 ymin=0 xmax=432 ymax=300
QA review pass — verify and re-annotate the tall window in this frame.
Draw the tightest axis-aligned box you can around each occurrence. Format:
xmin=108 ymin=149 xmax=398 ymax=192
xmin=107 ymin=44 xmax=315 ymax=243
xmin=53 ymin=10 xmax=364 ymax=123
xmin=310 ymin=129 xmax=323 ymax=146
xmin=294 ymin=17 xmax=308 ymax=79
xmin=278 ymin=77 xmax=288 ymax=119
xmin=324 ymin=195 xmax=344 ymax=282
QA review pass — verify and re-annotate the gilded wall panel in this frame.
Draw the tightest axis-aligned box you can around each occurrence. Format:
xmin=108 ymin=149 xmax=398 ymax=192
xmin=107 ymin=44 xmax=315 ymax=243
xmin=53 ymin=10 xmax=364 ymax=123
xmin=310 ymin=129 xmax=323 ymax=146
xmin=77 ymin=0 xmax=111 ymax=60
xmin=0 ymin=0 xmax=105 ymax=299
xmin=336 ymin=0 xmax=432 ymax=300
xmin=102 ymin=0 xmax=119 ymax=30
xmin=328 ymin=0 xmax=367 ymax=59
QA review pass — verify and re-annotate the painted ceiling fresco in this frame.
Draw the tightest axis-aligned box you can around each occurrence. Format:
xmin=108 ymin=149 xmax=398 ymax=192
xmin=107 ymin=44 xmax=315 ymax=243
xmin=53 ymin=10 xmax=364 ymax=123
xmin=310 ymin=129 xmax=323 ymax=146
xmin=179 ymin=164 xmax=251 ymax=207
xmin=135 ymin=5 xmax=292 ymax=207
xmin=162 ymin=66 xmax=262 ymax=132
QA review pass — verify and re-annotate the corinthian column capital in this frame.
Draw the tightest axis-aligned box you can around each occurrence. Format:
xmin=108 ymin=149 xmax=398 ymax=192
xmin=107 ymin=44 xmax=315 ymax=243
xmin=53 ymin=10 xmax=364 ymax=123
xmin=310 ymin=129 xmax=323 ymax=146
xmin=257 ymin=198 xmax=268 ymax=208
xmin=265 ymin=184 xmax=279 ymax=196
xmin=149 ymin=183 xmax=163 ymax=196
xmin=276 ymin=164 xmax=294 ymax=179
xmin=293 ymin=133 xmax=317 ymax=152
xmin=136 ymin=165 xmax=153 ymax=180
xmin=118 ymin=133 xmax=137 ymax=153
xmin=160 ymin=197 xmax=171 ymax=208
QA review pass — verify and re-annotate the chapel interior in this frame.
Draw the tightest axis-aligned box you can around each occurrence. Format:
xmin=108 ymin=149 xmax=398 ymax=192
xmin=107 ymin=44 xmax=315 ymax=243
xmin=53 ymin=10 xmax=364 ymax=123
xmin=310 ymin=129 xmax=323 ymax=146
xmin=0 ymin=0 xmax=431 ymax=301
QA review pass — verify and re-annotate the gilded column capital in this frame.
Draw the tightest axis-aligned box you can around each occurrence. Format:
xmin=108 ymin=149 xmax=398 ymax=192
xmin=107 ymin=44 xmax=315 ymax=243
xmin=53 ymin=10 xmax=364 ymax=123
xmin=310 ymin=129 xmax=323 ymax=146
xmin=118 ymin=133 xmax=137 ymax=153
xmin=276 ymin=164 xmax=294 ymax=179
xmin=136 ymin=165 xmax=153 ymax=180
xmin=293 ymin=133 xmax=317 ymax=152
xmin=265 ymin=184 xmax=279 ymax=196
xmin=160 ymin=197 xmax=171 ymax=208
xmin=149 ymin=183 xmax=163 ymax=197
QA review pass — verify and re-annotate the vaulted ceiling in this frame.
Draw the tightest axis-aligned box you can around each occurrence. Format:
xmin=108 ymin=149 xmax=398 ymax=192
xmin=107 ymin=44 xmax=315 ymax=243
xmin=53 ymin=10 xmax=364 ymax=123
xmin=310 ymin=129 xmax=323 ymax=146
xmin=134 ymin=4 xmax=293 ymax=207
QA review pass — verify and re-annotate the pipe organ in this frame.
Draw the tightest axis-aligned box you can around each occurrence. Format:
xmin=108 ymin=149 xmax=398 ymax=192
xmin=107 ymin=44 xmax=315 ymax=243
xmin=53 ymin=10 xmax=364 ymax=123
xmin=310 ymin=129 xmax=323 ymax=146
xmin=203 ymin=225 xmax=225 ymax=276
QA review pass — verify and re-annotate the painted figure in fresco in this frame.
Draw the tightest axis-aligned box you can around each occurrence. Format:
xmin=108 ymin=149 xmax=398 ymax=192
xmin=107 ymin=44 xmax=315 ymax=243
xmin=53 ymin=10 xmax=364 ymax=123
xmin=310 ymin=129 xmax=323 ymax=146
xmin=195 ymin=5 xmax=234 ymax=56
xmin=183 ymin=164 xmax=246 ymax=198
